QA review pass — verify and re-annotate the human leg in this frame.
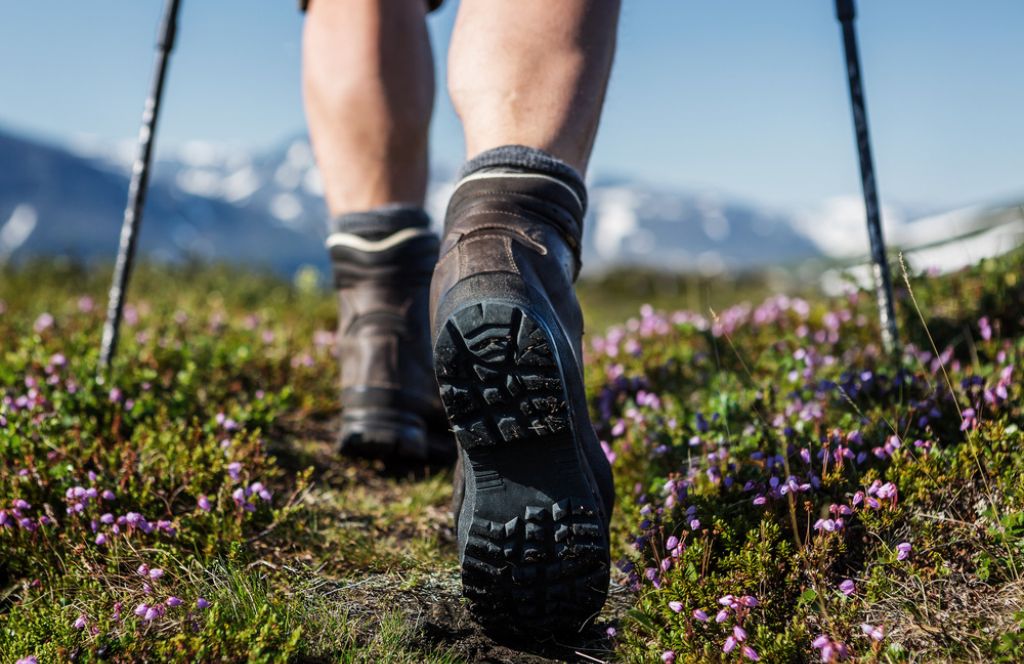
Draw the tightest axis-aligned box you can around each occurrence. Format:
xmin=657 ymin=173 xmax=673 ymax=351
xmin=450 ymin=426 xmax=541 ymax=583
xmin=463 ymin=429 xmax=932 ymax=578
xmin=302 ymin=0 xmax=445 ymax=461
xmin=302 ymin=0 xmax=434 ymax=215
xmin=434 ymin=0 xmax=621 ymax=632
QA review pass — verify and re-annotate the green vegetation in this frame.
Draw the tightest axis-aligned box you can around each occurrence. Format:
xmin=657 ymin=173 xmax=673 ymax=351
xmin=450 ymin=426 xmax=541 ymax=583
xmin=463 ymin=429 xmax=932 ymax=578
xmin=2 ymin=250 xmax=1024 ymax=662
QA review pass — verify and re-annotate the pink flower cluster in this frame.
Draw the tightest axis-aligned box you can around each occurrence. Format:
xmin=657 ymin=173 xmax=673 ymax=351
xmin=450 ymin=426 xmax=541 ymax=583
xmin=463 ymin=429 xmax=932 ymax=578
xmin=0 ymin=498 xmax=52 ymax=532
xmin=690 ymin=594 xmax=761 ymax=661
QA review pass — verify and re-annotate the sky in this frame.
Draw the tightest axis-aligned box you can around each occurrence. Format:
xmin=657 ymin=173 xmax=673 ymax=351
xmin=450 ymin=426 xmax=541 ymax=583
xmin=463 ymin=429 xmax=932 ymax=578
xmin=1 ymin=0 xmax=1022 ymax=211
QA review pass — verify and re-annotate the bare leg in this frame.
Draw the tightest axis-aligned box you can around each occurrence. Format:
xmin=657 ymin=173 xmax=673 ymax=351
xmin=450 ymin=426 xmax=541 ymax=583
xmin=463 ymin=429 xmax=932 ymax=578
xmin=303 ymin=1 xmax=443 ymax=464
xmin=447 ymin=0 xmax=620 ymax=174
xmin=302 ymin=0 xmax=434 ymax=216
xmin=435 ymin=0 xmax=621 ymax=632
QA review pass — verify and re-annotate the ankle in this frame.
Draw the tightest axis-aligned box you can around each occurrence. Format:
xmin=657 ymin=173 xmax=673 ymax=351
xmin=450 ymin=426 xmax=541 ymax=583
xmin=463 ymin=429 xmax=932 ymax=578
xmin=446 ymin=146 xmax=588 ymax=276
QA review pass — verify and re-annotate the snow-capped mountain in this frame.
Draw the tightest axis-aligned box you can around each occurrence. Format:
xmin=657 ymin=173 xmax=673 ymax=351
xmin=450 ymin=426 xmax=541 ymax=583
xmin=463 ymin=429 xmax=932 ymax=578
xmin=3 ymin=127 xmax=1020 ymax=279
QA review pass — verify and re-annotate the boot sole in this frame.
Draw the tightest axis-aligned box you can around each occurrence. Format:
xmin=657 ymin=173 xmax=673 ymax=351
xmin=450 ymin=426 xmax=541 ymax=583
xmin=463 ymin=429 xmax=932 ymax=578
xmin=434 ymin=300 xmax=609 ymax=633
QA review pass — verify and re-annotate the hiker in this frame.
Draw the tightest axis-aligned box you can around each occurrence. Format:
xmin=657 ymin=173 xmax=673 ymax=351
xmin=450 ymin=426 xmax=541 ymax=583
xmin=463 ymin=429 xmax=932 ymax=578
xmin=301 ymin=0 xmax=620 ymax=632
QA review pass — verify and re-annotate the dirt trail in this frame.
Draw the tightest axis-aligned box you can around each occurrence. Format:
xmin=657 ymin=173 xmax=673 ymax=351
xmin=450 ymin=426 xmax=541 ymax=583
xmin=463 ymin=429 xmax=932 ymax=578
xmin=271 ymin=414 xmax=625 ymax=663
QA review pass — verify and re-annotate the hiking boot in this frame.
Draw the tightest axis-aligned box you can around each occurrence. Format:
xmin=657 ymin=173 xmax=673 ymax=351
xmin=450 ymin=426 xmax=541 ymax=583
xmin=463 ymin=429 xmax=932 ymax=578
xmin=328 ymin=209 xmax=447 ymax=462
xmin=431 ymin=160 xmax=614 ymax=633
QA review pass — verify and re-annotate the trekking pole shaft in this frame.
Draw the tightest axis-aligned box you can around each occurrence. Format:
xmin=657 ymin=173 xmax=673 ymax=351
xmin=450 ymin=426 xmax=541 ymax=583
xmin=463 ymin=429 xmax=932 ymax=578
xmin=98 ymin=0 xmax=182 ymax=377
xmin=835 ymin=0 xmax=900 ymax=354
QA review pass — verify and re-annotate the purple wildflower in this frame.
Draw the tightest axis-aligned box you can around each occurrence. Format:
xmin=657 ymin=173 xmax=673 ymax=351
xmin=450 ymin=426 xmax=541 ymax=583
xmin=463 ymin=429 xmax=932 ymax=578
xmin=861 ymin=623 xmax=884 ymax=641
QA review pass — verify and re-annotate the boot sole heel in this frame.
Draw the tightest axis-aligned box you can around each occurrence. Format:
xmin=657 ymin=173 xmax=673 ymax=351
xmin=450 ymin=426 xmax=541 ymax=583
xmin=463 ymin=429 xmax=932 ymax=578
xmin=434 ymin=300 xmax=609 ymax=633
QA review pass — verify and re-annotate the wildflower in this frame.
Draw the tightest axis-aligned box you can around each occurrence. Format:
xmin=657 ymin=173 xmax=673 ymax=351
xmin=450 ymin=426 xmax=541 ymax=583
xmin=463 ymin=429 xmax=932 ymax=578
xmin=876 ymin=482 xmax=897 ymax=500
xmin=143 ymin=606 xmax=160 ymax=622
xmin=661 ymin=651 xmax=675 ymax=663
xmin=839 ymin=579 xmax=855 ymax=595
xmin=73 ymin=614 xmax=87 ymax=629
xmin=600 ymin=440 xmax=617 ymax=464
xmin=16 ymin=657 xmax=39 ymax=664
xmin=166 ymin=596 xmax=183 ymax=607
xmin=733 ymin=624 xmax=747 ymax=641
xmin=227 ymin=462 xmax=242 ymax=480
xmin=668 ymin=600 xmax=683 ymax=613
xmin=134 ymin=603 xmax=149 ymax=617
xmin=689 ymin=518 xmax=701 ymax=531
xmin=137 ymin=564 xmax=149 ymax=577
xmin=149 ymin=568 xmax=164 ymax=580
xmin=33 ymin=313 xmax=54 ymax=333
xmin=198 ymin=494 xmax=212 ymax=511
xmin=197 ymin=597 xmax=211 ymax=609
xmin=811 ymin=635 xmax=829 ymax=649
xmin=861 ymin=623 xmax=884 ymax=641
xmin=606 ymin=626 xmax=617 ymax=637
xmin=896 ymin=542 xmax=912 ymax=560
xmin=715 ymin=608 xmax=730 ymax=623
xmin=718 ymin=594 xmax=736 ymax=606
xmin=979 ymin=316 xmax=993 ymax=341
xmin=740 ymin=595 xmax=759 ymax=607
xmin=665 ymin=535 xmax=679 ymax=550
xmin=723 ymin=636 xmax=738 ymax=653
xmin=813 ymin=518 xmax=836 ymax=532
xmin=752 ymin=494 xmax=767 ymax=505
xmin=102 ymin=489 xmax=117 ymax=501
xmin=95 ymin=533 xmax=107 ymax=546
xmin=693 ymin=609 xmax=709 ymax=622
xmin=741 ymin=645 xmax=760 ymax=661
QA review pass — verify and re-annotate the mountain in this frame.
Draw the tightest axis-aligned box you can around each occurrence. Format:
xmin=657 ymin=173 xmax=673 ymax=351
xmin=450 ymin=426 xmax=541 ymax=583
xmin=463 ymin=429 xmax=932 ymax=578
xmin=0 ymin=129 xmax=325 ymax=275
xmin=2 ymin=127 xmax=1020 ymax=280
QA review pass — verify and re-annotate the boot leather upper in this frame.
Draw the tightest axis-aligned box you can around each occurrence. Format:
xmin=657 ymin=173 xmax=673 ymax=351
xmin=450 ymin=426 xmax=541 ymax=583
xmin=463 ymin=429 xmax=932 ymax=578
xmin=331 ymin=232 xmax=441 ymax=417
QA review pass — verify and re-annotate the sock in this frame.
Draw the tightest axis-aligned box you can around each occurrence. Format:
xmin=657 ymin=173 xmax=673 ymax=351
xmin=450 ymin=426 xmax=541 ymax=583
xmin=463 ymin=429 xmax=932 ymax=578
xmin=457 ymin=145 xmax=588 ymax=215
xmin=327 ymin=204 xmax=431 ymax=242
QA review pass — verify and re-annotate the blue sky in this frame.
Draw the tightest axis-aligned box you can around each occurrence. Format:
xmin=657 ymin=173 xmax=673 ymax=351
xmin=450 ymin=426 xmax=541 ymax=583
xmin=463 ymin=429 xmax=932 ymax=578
xmin=1 ymin=0 xmax=1022 ymax=209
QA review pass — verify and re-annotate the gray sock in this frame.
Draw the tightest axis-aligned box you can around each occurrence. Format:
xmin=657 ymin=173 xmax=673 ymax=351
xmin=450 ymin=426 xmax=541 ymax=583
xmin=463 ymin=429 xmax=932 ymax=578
xmin=328 ymin=204 xmax=431 ymax=241
xmin=458 ymin=145 xmax=588 ymax=214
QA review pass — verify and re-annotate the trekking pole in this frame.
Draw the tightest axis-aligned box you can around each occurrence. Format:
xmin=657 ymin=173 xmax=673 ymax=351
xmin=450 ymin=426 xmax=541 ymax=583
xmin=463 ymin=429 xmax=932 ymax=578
xmin=834 ymin=0 xmax=900 ymax=355
xmin=97 ymin=0 xmax=183 ymax=379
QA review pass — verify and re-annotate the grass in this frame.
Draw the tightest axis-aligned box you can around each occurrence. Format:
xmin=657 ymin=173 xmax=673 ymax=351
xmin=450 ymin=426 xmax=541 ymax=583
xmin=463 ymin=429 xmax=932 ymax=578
xmin=2 ymin=249 xmax=1024 ymax=662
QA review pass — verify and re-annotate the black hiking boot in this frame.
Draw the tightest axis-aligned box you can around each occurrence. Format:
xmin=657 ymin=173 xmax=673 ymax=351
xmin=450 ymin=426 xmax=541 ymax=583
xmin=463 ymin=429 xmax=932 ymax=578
xmin=431 ymin=161 xmax=614 ymax=634
xmin=328 ymin=209 xmax=449 ymax=463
